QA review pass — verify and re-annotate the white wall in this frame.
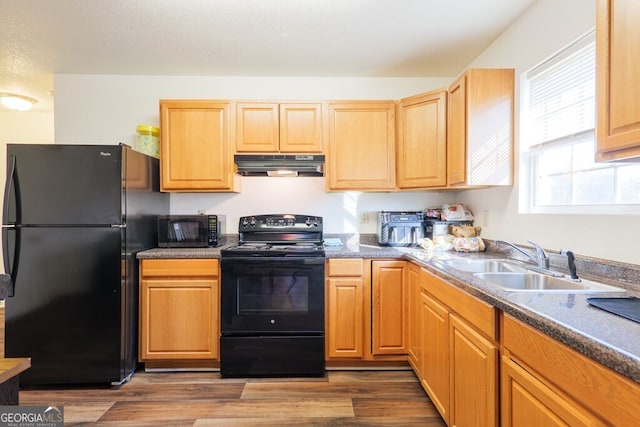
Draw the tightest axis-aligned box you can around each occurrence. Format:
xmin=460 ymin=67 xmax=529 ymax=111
xmin=53 ymin=75 xmax=454 ymax=233
xmin=0 ymin=111 xmax=55 ymax=199
xmin=457 ymin=0 xmax=640 ymax=265
xmin=46 ymin=0 xmax=640 ymax=264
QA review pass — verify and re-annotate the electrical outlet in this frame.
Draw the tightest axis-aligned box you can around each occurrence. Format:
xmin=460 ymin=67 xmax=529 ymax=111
xmin=360 ymin=212 xmax=369 ymax=223
xmin=481 ymin=210 xmax=489 ymax=227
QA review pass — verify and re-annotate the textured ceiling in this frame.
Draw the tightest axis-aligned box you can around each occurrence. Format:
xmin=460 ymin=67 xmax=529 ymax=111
xmin=0 ymin=0 xmax=536 ymax=112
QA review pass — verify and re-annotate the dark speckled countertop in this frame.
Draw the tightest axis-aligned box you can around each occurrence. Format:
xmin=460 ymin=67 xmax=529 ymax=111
xmin=137 ymin=233 xmax=640 ymax=384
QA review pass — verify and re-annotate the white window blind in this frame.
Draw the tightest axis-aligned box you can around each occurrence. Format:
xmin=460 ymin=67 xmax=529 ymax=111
xmin=521 ymin=31 xmax=640 ymax=213
xmin=526 ymin=34 xmax=595 ymax=149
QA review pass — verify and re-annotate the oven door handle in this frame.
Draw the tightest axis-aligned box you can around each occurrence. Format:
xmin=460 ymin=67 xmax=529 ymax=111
xmin=222 ymin=256 xmax=325 ymax=266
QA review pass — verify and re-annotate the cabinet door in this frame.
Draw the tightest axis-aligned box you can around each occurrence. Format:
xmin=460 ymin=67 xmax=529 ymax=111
xmin=160 ymin=100 xmax=235 ymax=191
xmin=326 ymin=277 xmax=364 ymax=359
xmin=501 ymin=356 xmax=602 ymax=427
xmin=447 ymin=75 xmax=467 ymax=186
xmin=450 ymin=313 xmax=498 ymax=427
xmin=371 ymin=260 xmax=407 ymax=355
xmin=421 ymin=288 xmax=450 ymax=424
xmin=140 ymin=278 xmax=219 ymax=360
xmin=466 ymin=68 xmax=514 ymax=186
xmin=407 ymin=263 xmax=421 ymax=370
xmin=236 ymin=102 xmax=280 ymax=152
xmin=279 ymin=103 xmax=324 ymax=153
xmin=596 ymin=0 xmax=640 ymax=161
xmin=447 ymin=69 xmax=514 ymax=187
xmin=327 ymin=102 xmax=396 ymax=190
xmin=398 ymin=90 xmax=447 ymax=188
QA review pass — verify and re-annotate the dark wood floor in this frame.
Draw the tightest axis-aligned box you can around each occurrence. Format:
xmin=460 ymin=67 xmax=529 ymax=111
xmin=18 ymin=369 xmax=447 ymax=426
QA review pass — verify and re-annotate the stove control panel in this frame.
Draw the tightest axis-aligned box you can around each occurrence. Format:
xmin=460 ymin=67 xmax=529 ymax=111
xmin=265 ymin=217 xmax=296 ymax=227
xmin=238 ymin=214 xmax=323 ymax=232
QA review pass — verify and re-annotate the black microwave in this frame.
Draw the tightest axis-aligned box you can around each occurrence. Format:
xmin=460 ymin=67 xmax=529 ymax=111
xmin=158 ymin=215 xmax=224 ymax=248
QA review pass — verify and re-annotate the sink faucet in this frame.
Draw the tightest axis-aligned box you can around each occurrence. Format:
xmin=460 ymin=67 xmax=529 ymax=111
xmin=495 ymin=240 xmax=549 ymax=269
xmin=560 ymin=249 xmax=580 ymax=281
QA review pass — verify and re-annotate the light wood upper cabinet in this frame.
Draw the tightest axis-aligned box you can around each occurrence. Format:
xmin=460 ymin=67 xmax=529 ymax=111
xmin=139 ymin=259 xmax=219 ymax=362
xmin=596 ymin=0 xmax=640 ymax=161
xmin=327 ymin=101 xmax=397 ymax=191
xmin=159 ymin=100 xmax=237 ymax=192
xmin=397 ymin=90 xmax=447 ymax=188
xmin=280 ymin=103 xmax=324 ymax=152
xmin=447 ymin=75 xmax=467 ymax=186
xmin=236 ymin=102 xmax=324 ymax=153
xmin=236 ymin=102 xmax=279 ymax=152
xmin=447 ymin=68 xmax=515 ymax=187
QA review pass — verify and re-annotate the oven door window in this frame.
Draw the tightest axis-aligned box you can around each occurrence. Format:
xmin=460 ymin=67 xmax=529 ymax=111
xmin=221 ymin=257 xmax=324 ymax=333
xmin=238 ymin=268 xmax=309 ymax=314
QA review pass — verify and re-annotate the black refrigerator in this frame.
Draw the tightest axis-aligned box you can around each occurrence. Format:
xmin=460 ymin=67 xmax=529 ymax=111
xmin=2 ymin=144 xmax=169 ymax=386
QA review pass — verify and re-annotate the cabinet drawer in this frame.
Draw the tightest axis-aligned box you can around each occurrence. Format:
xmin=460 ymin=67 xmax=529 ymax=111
xmin=422 ymin=268 xmax=497 ymax=340
xmin=327 ymin=258 xmax=363 ymax=276
xmin=141 ymin=259 xmax=219 ymax=277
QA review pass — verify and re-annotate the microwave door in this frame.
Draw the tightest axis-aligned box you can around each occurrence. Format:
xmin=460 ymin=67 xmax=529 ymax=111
xmin=185 ymin=222 xmax=198 ymax=240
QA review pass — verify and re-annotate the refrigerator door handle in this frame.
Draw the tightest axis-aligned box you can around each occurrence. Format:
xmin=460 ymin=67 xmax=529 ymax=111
xmin=3 ymin=154 xmax=17 ymax=224
xmin=1 ymin=225 xmax=19 ymax=297
xmin=2 ymin=154 xmax=19 ymax=296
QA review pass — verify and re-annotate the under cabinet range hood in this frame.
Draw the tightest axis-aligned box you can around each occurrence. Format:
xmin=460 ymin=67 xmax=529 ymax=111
xmin=234 ymin=154 xmax=325 ymax=177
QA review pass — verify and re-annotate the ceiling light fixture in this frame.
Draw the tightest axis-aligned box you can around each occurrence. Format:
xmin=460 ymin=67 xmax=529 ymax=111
xmin=0 ymin=93 xmax=38 ymax=111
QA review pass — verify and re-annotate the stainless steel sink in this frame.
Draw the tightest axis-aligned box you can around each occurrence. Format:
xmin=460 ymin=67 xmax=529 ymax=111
xmin=438 ymin=259 xmax=528 ymax=273
xmin=473 ymin=272 xmax=623 ymax=293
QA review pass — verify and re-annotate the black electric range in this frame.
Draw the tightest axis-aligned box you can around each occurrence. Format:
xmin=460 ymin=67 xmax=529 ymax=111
xmin=219 ymin=214 xmax=326 ymax=378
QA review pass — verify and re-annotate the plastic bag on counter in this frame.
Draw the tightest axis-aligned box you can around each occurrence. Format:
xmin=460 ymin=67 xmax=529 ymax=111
xmin=453 ymin=237 xmax=486 ymax=252
xmin=418 ymin=235 xmax=454 ymax=252
xmin=441 ymin=204 xmax=474 ymax=221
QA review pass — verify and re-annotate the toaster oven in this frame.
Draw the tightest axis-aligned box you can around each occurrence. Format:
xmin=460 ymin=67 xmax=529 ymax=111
xmin=377 ymin=211 xmax=426 ymax=247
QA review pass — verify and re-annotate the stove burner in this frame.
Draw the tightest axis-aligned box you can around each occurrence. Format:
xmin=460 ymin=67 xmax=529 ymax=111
xmin=224 ymin=214 xmax=325 ymax=258
xmin=223 ymin=242 xmax=324 ymax=257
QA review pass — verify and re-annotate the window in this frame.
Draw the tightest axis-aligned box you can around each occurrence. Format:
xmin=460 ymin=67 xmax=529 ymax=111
xmin=520 ymin=31 xmax=640 ymax=214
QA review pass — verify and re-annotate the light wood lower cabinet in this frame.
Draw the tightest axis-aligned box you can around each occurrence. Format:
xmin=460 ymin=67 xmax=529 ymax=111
xmin=408 ymin=264 xmax=640 ymax=426
xmin=407 ymin=262 xmax=422 ymax=371
xmin=501 ymin=356 xmax=600 ymax=427
xmin=326 ymin=258 xmax=366 ymax=359
xmin=502 ymin=314 xmax=640 ymax=426
xmin=450 ymin=313 xmax=498 ymax=427
xmin=414 ymin=267 xmax=498 ymax=426
xmin=139 ymin=259 xmax=219 ymax=362
xmin=326 ymin=258 xmax=407 ymax=362
xmin=371 ymin=260 xmax=408 ymax=355
xmin=420 ymin=286 xmax=450 ymax=423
